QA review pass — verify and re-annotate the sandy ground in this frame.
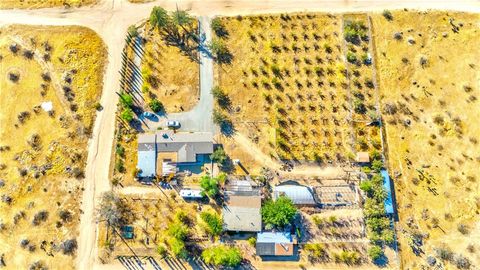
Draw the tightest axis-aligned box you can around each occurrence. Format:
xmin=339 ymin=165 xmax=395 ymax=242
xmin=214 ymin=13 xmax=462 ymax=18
xmin=1 ymin=1 xmax=479 ymax=270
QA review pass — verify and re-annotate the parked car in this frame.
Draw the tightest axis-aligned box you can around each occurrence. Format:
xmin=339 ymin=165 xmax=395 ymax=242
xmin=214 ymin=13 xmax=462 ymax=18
xmin=167 ymin=120 xmax=180 ymax=128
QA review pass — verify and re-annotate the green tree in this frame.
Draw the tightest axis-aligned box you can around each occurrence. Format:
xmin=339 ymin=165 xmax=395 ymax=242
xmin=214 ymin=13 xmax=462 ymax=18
xmin=211 ymin=17 xmax=228 ymax=37
xmin=119 ymin=93 xmax=133 ymax=108
xmin=200 ymin=211 xmax=223 ymax=236
xmin=127 ymin=25 xmax=139 ymax=38
xmin=167 ymin=221 xmax=188 ymax=240
xmin=261 ymin=196 xmax=297 ymax=228
xmin=360 ymin=180 xmax=373 ymax=195
xmin=210 ymin=147 xmax=227 ymax=165
xmin=368 ymin=245 xmax=384 ymax=261
xmin=211 ymin=86 xmax=230 ymax=109
xmin=200 ymin=175 xmax=219 ymax=197
xmin=346 ymin=51 xmax=357 ymax=63
xmin=167 ymin=237 xmax=187 ymax=259
xmin=201 ymin=245 xmax=242 ymax=267
xmin=172 ymin=9 xmax=193 ymax=30
xmin=149 ymin=99 xmax=164 ymax=113
xmin=209 ymin=38 xmax=232 ymax=64
xmin=120 ymin=107 xmax=134 ymax=122
xmin=149 ymin=6 xmax=170 ymax=29
xmin=372 ymin=159 xmax=384 ymax=172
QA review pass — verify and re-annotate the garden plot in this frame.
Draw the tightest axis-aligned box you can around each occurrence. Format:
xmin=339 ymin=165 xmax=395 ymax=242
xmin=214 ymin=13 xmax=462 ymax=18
xmin=372 ymin=10 xmax=480 ymax=269
xmin=98 ymin=192 xmax=219 ymax=264
xmin=217 ymin=14 xmax=354 ymax=164
xmin=0 ymin=25 xmax=106 ymax=269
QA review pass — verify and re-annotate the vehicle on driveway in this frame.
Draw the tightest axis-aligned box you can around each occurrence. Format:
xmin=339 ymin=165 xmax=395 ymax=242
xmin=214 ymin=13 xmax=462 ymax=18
xmin=167 ymin=120 xmax=181 ymax=129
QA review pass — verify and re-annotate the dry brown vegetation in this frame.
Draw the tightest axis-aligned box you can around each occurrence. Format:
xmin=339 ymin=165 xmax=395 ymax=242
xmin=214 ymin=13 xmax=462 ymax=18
xmin=216 ymin=14 xmax=354 ymax=164
xmin=0 ymin=25 xmax=106 ymax=269
xmin=373 ymin=10 xmax=480 ymax=269
xmin=0 ymin=0 xmax=97 ymax=9
xmin=141 ymin=21 xmax=199 ymax=113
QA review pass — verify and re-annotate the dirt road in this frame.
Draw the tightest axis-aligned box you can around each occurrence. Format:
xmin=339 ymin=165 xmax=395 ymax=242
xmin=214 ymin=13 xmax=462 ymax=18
xmin=1 ymin=1 xmax=479 ymax=270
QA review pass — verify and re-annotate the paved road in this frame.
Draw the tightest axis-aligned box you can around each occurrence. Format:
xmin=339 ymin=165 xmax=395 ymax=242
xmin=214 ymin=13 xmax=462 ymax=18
xmin=142 ymin=16 xmax=215 ymax=133
xmin=1 ymin=1 xmax=479 ymax=270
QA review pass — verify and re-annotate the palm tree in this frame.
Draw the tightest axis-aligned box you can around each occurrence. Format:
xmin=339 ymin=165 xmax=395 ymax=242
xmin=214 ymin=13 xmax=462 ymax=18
xmin=149 ymin=7 xmax=170 ymax=29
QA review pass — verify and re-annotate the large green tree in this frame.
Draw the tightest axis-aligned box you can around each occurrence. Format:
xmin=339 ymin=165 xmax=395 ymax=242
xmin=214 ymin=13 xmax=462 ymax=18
xmin=149 ymin=6 xmax=170 ymax=29
xmin=201 ymin=245 xmax=242 ymax=267
xmin=200 ymin=175 xmax=219 ymax=197
xmin=261 ymin=196 xmax=297 ymax=228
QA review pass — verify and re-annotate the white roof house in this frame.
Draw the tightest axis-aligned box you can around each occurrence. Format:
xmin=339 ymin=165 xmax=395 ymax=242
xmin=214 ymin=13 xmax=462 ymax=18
xmin=273 ymin=181 xmax=317 ymax=205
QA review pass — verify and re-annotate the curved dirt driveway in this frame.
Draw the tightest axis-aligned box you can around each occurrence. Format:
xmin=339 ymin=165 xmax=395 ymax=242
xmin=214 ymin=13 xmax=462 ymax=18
xmin=1 ymin=1 xmax=479 ymax=270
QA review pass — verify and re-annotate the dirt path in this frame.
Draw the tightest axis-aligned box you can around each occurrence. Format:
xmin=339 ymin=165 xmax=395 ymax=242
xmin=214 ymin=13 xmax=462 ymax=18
xmin=0 ymin=1 xmax=479 ymax=270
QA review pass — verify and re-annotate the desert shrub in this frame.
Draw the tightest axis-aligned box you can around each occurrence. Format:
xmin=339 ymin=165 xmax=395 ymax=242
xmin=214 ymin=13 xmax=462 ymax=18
xmin=9 ymin=43 xmax=19 ymax=53
xmin=120 ymin=107 xmax=134 ymax=122
xmin=247 ymin=237 xmax=256 ymax=246
xmin=353 ymin=99 xmax=367 ymax=114
xmin=41 ymin=72 xmax=51 ymax=82
xmin=119 ymin=93 xmax=133 ymax=108
xmin=167 ymin=237 xmax=187 ymax=259
xmin=334 ymin=250 xmax=361 ymax=264
xmin=71 ymin=167 xmax=84 ymax=179
xmin=149 ymin=99 xmax=164 ymax=113
xmin=209 ymin=38 xmax=232 ymax=64
xmin=344 ymin=20 xmax=367 ymax=44
xmin=60 ymin=239 xmax=77 ymax=255
xmin=201 ymin=245 xmax=242 ymax=267
xmin=211 ymin=18 xmax=228 ymax=37
xmin=382 ymin=10 xmax=393 ymax=20
xmin=29 ymin=260 xmax=47 ymax=270
xmin=116 ymin=144 xmax=125 ymax=157
xmin=127 ymin=25 xmax=139 ymax=37
xmin=371 ymin=159 xmax=383 ymax=172
xmin=157 ymin=245 xmax=168 ymax=258
xmin=115 ymin=158 xmax=125 ymax=173
xmin=23 ymin=50 xmax=34 ymax=59
xmin=304 ymin=243 xmax=327 ymax=261
xmin=58 ymin=210 xmax=72 ymax=222
xmin=200 ymin=211 xmax=222 ymax=236
xmin=368 ymin=245 xmax=384 ymax=261
xmin=20 ymin=239 xmax=30 ymax=248
xmin=454 ymin=255 xmax=471 ymax=269
xmin=32 ymin=210 xmax=49 ymax=226
xmin=457 ymin=223 xmax=470 ymax=235
xmin=167 ymin=221 xmax=189 ymax=240
xmin=8 ymin=72 xmax=20 ymax=82
xmin=211 ymin=86 xmax=231 ymax=109
xmin=346 ymin=51 xmax=357 ymax=63
xmin=435 ymin=246 xmax=454 ymax=261
xmin=17 ymin=111 xmax=30 ymax=123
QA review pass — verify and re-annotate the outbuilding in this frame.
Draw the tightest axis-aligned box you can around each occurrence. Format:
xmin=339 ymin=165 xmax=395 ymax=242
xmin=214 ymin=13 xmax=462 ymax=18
xmin=273 ymin=181 xmax=317 ymax=205
xmin=256 ymin=231 xmax=297 ymax=257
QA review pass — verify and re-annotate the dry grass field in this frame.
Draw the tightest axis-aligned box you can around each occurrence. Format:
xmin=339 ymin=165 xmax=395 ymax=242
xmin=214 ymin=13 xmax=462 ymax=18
xmin=0 ymin=25 xmax=106 ymax=269
xmin=141 ymin=21 xmax=199 ymax=113
xmin=372 ymin=10 xmax=480 ymax=269
xmin=217 ymin=14 xmax=354 ymax=164
xmin=0 ymin=0 xmax=97 ymax=9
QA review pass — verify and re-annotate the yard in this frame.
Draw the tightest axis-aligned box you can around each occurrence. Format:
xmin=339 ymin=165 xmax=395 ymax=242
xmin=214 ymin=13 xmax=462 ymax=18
xmin=215 ymin=13 xmax=354 ymax=165
xmin=140 ymin=20 xmax=200 ymax=113
xmin=373 ymin=10 xmax=480 ymax=269
xmin=0 ymin=0 xmax=97 ymax=9
xmin=0 ymin=25 xmax=106 ymax=269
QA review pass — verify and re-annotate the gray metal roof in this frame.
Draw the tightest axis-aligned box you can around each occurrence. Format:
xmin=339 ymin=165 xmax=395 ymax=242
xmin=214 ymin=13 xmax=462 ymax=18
xmin=155 ymin=131 xmax=213 ymax=163
xmin=137 ymin=132 xmax=213 ymax=163
xmin=256 ymin=243 xmax=275 ymax=256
